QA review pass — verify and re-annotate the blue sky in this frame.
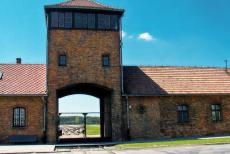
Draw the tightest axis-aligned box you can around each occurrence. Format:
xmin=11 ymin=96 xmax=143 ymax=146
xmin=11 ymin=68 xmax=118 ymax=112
xmin=1 ymin=0 xmax=230 ymax=112
xmin=0 ymin=0 xmax=230 ymax=66
xmin=59 ymin=95 xmax=100 ymax=113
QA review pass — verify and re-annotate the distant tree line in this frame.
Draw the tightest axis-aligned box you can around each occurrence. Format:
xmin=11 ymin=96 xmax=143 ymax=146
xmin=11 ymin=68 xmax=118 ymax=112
xmin=60 ymin=116 xmax=100 ymax=125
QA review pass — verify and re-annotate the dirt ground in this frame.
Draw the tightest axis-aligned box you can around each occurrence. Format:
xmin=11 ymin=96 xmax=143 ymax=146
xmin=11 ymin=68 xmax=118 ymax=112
xmin=59 ymin=125 xmax=99 ymax=138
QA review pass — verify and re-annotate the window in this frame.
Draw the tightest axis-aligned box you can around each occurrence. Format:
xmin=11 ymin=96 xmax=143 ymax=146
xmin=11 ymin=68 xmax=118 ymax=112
xmin=75 ymin=13 xmax=88 ymax=28
xmin=50 ymin=12 xmax=120 ymax=30
xmin=177 ymin=105 xmax=189 ymax=123
xmin=59 ymin=55 xmax=67 ymax=66
xmin=58 ymin=13 xmax=65 ymax=28
xmin=102 ymin=55 xmax=110 ymax=67
xmin=50 ymin=12 xmax=59 ymax=28
xmin=51 ymin=12 xmax=72 ymax=28
xmin=75 ymin=13 xmax=96 ymax=29
xmin=98 ymin=14 xmax=111 ymax=30
xmin=65 ymin=12 xmax=72 ymax=28
xmin=211 ymin=104 xmax=222 ymax=121
xmin=13 ymin=107 xmax=26 ymax=127
xmin=110 ymin=15 xmax=119 ymax=30
xmin=104 ymin=15 xmax=110 ymax=29
xmin=87 ymin=13 xmax=96 ymax=29
xmin=98 ymin=14 xmax=106 ymax=29
xmin=98 ymin=14 xmax=118 ymax=30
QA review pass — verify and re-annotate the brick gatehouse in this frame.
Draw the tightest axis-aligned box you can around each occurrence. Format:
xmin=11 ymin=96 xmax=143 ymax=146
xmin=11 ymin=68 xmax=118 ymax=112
xmin=0 ymin=0 xmax=230 ymax=144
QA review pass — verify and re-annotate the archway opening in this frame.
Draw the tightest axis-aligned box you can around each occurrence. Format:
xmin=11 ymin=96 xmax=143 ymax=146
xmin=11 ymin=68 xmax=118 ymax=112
xmin=57 ymin=83 xmax=112 ymax=143
xmin=59 ymin=94 xmax=101 ymax=140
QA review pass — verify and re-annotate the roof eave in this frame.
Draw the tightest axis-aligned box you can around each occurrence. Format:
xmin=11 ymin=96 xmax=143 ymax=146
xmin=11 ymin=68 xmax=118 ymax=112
xmin=44 ymin=5 xmax=125 ymax=14
xmin=0 ymin=94 xmax=48 ymax=97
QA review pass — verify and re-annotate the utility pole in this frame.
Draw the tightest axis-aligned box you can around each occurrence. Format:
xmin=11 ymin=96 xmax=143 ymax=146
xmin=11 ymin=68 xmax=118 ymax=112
xmin=225 ymin=59 xmax=228 ymax=71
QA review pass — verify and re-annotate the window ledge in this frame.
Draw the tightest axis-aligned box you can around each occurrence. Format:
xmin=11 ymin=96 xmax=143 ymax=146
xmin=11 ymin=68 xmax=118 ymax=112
xmin=12 ymin=126 xmax=27 ymax=129
xmin=177 ymin=121 xmax=190 ymax=125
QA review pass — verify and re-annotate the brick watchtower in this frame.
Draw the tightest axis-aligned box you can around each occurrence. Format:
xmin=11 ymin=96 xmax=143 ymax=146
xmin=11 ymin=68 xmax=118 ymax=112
xmin=45 ymin=0 xmax=124 ymax=143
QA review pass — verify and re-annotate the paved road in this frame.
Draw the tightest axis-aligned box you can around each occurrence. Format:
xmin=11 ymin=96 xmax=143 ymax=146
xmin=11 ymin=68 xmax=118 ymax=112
xmin=51 ymin=144 xmax=230 ymax=154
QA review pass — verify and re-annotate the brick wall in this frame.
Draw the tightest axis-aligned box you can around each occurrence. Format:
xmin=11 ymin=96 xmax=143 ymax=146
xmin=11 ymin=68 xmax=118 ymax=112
xmin=127 ymin=96 xmax=161 ymax=140
xmin=0 ymin=96 xmax=44 ymax=143
xmin=160 ymin=95 xmax=230 ymax=138
xmin=127 ymin=95 xmax=230 ymax=140
xmin=47 ymin=30 xmax=123 ymax=143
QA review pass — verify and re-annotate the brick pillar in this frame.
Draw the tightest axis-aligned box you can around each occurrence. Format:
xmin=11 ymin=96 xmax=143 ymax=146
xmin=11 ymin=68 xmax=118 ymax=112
xmin=111 ymin=90 xmax=123 ymax=141
xmin=103 ymin=95 xmax=112 ymax=138
xmin=46 ymin=87 xmax=58 ymax=143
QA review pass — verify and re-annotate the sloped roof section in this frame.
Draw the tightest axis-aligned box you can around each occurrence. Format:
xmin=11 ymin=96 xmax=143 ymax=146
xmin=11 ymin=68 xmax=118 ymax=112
xmin=45 ymin=0 xmax=124 ymax=12
xmin=123 ymin=66 xmax=230 ymax=96
xmin=0 ymin=64 xmax=46 ymax=96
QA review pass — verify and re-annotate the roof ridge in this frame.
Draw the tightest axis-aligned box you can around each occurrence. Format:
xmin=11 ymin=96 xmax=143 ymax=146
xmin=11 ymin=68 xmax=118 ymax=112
xmin=123 ymin=65 xmax=226 ymax=69
xmin=45 ymin=0 xmax=124 ymax=12
xmin=87 ymin=0 xmax=112 ymax=8
xmin=49 ymin=0 xmax=98 ymax=6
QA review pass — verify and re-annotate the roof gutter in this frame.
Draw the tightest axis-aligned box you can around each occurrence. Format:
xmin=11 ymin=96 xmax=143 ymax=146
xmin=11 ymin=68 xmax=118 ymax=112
xmin=122 ymin=93 xmax=230 ymax=97
xmin=42 ymin=96 xmax=48 ymax=143
xmin=125 ymin=95 xmax=130 ymax=140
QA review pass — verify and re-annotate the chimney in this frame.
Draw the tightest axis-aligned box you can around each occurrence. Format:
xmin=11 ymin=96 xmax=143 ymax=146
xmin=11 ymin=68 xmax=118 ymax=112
xmin=16 ymin=58 xmax=22 ymax=64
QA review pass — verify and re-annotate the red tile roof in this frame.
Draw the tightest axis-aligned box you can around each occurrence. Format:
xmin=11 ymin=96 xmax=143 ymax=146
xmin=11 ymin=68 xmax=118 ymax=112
xmin=0 ymin=64 xmax=46 ymax=96
xmin=123 ymin=66 xmax=230 ymax=95
xmin=45 ymin=0 xmax=124 ymax=12
xmin=1 ymin=64 xmax=230 ymax=96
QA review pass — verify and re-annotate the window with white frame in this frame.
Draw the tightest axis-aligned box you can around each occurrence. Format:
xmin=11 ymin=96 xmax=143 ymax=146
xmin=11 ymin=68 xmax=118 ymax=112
xmin=13 ymin=107 xmax=26 ymax=127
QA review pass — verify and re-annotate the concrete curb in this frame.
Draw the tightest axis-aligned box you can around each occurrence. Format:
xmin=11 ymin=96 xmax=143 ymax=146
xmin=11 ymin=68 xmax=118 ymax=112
xmin=0 ymin=145 xmax=55 ymax=154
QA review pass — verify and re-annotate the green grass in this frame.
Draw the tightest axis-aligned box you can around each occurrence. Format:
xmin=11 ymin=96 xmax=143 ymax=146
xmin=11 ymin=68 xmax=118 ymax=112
xmin=86 ymin=124 xmax=100 ymax=136
xmin=116 ymin=137 xmax=230 ymax=149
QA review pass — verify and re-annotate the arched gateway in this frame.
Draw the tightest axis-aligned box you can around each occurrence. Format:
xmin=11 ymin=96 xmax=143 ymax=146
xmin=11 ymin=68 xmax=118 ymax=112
xmin=57 ymin=83 xmax=112 ymax=142
xmin=45 ymin=0 xmax=125 ymax=143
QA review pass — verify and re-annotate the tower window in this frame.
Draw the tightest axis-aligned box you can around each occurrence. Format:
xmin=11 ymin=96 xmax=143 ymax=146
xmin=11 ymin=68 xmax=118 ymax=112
xmin=58 ymin=13 xmax=65 ymax=28
xmin=50 ymin=12 xmax=120 ymax=30
xmin=104 ymin=15 xmax=111 ymax=29
xmin=75 ymin=13 xmax=88 ymax=28
xmin=110 ymin=15 xmax=119 ymax=30
xmin=102 ymin=55 xmax=110 ymax=67
xmin=50 ymin=12 xmax=59 ymax=28
xmin=98 ymin=14 xmax=111 ymax=30
xmin=59 ymin=55 xmax=67 ymax=66
xmin=87 ymin=13 xmax=96 ymax=29
xmin=51 ymin=12 xmax=72 ymax=28
xmin=98 ymin=14 xmax=118 ymax=30
xmin=211 ymin=104 xmax=222 ymax=121
xmin=98 ymin=14 xmax=106 ymax=29
xmin=13 ymin=107 xmax=26 ymax=127
xmin=177 ymin=105 xmax=189 ymax=123
xmin=65 ymin=12 xmax=72 ymax=28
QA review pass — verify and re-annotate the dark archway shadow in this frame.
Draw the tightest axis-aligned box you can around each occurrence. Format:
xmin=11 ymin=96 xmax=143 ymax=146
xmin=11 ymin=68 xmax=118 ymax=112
xmin=57 ymin=83 xmax=112 ymax=98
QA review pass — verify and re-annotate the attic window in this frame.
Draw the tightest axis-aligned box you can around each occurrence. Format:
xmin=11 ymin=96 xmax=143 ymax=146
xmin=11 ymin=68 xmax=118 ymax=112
xmin=0 ymin=71 xmax=3 ymax=80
